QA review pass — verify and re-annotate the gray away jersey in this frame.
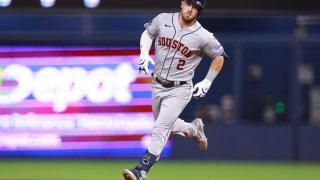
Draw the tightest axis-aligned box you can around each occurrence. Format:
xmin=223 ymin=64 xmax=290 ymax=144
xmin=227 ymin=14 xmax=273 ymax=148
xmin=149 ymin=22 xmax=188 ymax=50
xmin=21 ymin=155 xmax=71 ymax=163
xmin=144 ymin=12 xmax=225 ymax=82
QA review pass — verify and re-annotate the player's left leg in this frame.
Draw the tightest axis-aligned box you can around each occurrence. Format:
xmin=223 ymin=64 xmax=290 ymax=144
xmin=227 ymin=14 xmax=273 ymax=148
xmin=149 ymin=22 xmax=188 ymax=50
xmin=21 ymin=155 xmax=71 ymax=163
xmin=171 ymin=118 xmax=208 ymax=151
xmin=171 ymin=118 xmax=196 ymax=138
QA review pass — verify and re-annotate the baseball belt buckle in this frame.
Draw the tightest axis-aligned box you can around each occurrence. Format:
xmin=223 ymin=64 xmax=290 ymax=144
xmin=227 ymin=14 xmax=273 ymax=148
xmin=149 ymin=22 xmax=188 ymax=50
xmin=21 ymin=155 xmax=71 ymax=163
xmin=152 ymin=73 xmax=179 ymax=88
xmin=157 ymin=78 xmax=174 ymax=88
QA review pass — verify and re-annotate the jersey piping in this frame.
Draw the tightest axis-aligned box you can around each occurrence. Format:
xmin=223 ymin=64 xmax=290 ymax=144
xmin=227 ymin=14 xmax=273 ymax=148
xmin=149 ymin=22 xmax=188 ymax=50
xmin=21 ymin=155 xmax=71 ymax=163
xmin=158 ymin=13 xmax=176 ymax=78
xmin=165 ymin=26 xmax=202 ymax=80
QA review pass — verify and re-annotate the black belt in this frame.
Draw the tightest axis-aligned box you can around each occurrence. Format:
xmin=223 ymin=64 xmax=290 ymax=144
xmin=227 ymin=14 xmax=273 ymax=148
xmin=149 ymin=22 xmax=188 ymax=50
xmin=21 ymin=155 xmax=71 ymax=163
xmin=152 ymin=73 xmax=187 ymax=88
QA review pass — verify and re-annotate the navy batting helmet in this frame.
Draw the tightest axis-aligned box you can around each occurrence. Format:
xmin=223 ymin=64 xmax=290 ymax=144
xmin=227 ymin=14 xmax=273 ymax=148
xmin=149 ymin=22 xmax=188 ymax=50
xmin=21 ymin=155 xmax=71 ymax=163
xmin=187 ymin=0 xmax=206 ymax=9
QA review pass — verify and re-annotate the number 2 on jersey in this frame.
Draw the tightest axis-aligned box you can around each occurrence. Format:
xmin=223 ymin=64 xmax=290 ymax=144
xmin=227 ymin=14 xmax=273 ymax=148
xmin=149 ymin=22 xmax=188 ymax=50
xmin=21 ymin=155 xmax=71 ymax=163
xmin=177 ymin=59 xmax=186 ymax=70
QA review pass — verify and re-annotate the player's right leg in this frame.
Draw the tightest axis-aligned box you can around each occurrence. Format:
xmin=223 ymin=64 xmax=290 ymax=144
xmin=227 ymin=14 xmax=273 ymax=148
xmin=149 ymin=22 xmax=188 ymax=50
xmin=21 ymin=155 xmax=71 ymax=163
xmin=123 ymin=83 xmax=193 ymax=179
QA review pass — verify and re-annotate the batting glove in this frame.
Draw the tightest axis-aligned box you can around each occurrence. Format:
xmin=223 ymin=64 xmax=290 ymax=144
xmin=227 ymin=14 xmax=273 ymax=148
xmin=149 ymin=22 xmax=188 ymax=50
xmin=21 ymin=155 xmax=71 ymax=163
xmin=193 ymin=79 xmax=212 ymax=99
xmin=139 ymin=53 xmax=155 ymax=74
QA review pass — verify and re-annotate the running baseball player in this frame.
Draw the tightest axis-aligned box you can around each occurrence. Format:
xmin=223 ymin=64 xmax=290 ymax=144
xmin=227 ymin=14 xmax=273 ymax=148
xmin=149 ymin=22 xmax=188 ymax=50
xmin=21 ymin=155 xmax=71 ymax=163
xmin=123 ymin=0 xmax=227 ymax=179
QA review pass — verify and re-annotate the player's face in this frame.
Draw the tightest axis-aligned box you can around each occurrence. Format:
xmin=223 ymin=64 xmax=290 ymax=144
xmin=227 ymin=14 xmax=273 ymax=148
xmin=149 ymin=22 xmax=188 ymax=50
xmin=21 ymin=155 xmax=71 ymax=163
xmin=180 ymin=0 xmax=200 ymax=23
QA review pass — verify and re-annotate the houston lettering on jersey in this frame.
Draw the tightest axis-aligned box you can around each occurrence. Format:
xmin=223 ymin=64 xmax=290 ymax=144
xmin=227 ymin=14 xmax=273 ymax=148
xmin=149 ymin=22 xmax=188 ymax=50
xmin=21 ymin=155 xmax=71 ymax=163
xmin=157 ymin=36 xmax=193 ymax=58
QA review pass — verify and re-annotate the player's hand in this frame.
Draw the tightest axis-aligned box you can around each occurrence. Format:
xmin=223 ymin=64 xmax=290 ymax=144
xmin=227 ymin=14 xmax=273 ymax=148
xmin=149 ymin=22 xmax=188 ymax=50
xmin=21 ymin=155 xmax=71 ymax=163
xmin=139 ymin=53 xmax=155 ymax=74
xmin=193 ymin=79 xmax=212 ymax=99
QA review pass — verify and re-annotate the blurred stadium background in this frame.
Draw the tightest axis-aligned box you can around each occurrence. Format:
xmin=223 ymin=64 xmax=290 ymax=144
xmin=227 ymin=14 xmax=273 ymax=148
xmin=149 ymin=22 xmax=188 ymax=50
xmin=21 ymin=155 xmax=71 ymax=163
xmin=0 ymin=0 xmax=320 ymax=179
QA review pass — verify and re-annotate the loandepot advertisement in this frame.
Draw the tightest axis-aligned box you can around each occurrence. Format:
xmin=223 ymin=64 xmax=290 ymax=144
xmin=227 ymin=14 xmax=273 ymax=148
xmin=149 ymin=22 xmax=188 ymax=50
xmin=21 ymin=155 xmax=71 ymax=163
xmin=0 ymin=46 xmax=171 ymax=157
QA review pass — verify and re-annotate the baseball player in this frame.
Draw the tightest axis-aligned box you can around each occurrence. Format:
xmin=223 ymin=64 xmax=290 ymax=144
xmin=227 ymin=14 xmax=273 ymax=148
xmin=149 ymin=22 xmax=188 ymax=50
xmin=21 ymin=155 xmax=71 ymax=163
xmin=123 ymin=0 xmax=227 ymax=179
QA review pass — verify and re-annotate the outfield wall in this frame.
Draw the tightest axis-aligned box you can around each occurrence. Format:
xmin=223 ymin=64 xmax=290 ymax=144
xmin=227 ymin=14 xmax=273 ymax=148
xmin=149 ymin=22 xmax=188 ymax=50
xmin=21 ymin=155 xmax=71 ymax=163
xmin=173 ymin=125 xmax=320 ymax=161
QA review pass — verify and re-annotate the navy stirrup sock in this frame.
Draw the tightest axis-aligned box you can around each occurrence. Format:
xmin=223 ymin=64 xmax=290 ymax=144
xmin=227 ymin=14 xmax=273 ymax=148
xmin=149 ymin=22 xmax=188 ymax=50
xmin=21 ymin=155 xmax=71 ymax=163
xmin=135 ymin=151 xmax=157 ymax=173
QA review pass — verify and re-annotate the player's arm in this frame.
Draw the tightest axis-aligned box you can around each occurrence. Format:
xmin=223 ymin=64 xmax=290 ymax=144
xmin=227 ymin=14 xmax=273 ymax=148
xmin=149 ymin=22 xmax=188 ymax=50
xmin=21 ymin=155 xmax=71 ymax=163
xmin=139 ymin=30 xmax=155 ymax=74
xmin=206 ymin=55 xmax=224 ymax=81
xmin=193 ymin=55 xmax=224 ymax=99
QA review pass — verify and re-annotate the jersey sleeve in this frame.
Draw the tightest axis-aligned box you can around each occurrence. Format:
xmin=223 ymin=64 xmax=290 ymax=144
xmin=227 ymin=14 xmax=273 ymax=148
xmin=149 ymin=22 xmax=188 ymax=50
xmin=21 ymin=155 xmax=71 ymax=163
xmin=144 ymin=14 xmax=161 ymax=38
xmin=203 ymin=32 xmax=226 ymax=59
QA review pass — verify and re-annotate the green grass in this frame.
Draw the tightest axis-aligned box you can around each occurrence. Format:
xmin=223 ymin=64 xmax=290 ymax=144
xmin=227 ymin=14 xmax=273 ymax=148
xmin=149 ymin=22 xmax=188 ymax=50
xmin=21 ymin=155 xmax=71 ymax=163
xmin=0 ymin=159 xmax=319 ymax=180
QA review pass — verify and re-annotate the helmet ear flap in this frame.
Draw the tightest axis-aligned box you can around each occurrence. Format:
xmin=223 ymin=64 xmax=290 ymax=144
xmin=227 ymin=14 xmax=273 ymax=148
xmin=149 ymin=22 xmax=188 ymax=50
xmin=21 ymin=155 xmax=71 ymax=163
xmin=197 ymin=10 xmax=202 ymax=17
xmin=188 ymin=0 xmax=206 ymax=16
xmin=197 ymin=6 xmax=204 ymax=17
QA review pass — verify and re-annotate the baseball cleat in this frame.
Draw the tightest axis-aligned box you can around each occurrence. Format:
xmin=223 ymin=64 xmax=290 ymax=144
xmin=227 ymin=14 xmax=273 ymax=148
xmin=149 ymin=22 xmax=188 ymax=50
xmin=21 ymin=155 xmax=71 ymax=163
xmin=191 ymin=118 xmax=208 ymax=151
xmin=123 ymin=168 xmax=147 ymax=180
